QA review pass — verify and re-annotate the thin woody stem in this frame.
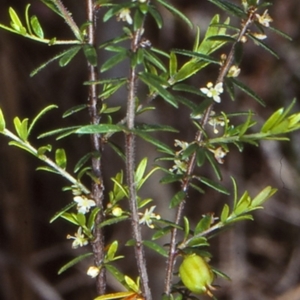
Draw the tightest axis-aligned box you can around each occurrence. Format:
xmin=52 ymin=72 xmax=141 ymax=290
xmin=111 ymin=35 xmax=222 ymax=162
xmin=125 ymin=25 xmax=152 ymax=300
xmin=164 ymin=9 xmax=257 ymax=296
xmin=85 ymin=0 xmax=106 ymax=295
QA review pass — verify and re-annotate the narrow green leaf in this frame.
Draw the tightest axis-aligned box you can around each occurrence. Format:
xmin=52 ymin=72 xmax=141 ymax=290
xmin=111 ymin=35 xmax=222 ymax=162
xmin=173 ymin=49 xmax=220 ymax=64
xmin=50 ymin=202 xmax=76 ymax=223
xmin=28 ymin=104 xmax=58 ymax=137
xmin=186 ymin=236 xmax=209 ymax=247
xmin=107 ymin=241 xmax=119 ymax=261
xmin=55 ymin=148 xmax=67 ymax=169
xmin=25 ymin=4 xmax=32 ymax=35
xmin=148 ymin=5 xmax=163 ymax=29
xmin=105 ymin=264 xmax=125 ymax=284
xmin=169 ymin=51 xmax=177 ymax=77
xmin=152 ymin=226 xmax=172 ymax=240
xmin=30 ymin=50 xmax=74 ymax=77
xmin=83 ymin=44 xmax=97 ymax=66
xmin=196 ymin=148 xmax=206 ymax=167
xmin=207 ymin=35 xmax=236 ymax=42
xmin=190 ymin=183 xmax=205 ymax=194
xmin=143 ymin=240 xmax=168 ymax=257
xmin=76 ymin=124 xmax=124 ymax=134
xmin=58 ymin=253 xmax=93 ymax=274
xmin=63 ymin=104 xmax=87 ymax=118
xmin=170 ymin=190 xmax=186 ymax=208
xmin=208 ymin=0 xmax=246 ymax=18
xmin=9 ymin=7 xmax=26 ymax=33
xmin=0 ymin=108 xmax=6 ymax=131
xmin=136 ymin=132 xmax=174 ymax=155
xmin=251 ymin=186 xmax=277 ymax=207
xmin=248 ymin=34 xmax=279 ymax=59
xmin=133 ymin=8 xmax=144 ymax=31
xmin=205 ymin=151 xmax=222 ymax=181
xmin=38 ymin=126 xmax=80 ymax=139
xmin=136 ymin=124 xmax=178 ymax=133
xmin=30 ymin=15 xmax=44 ymax=38
xmin=195 ymin=215 xmax=213 ymax=235
xmin=155 ymin=0 xmax=193 ymax=29
xmin=101 ymin=51 xmax=127 ymax=72
xmin=172 ymin=83 xmax=203 ymax=96
xmin=37 ymin=144 xmax=52 ymax=157
xmin=231 ymin=78 xmax=265 ymax=106
xmin=220 ymin=204 xmax=230 ymax=223
xmin=76 ymin=213 xmax=86 ymax=227
xmin=183 ymin=216 xmax=190 ymax=241
xmin=13 ymin=117 xmax=29 ymax=140
xmin=181 ymin=143 xmax=198 ymax=160
xmin=40 ymin=0 xmax=64 ymax=17
xmin=138 ymin=72 xmax=177 ymax=107
xmin=234 ymin=191 xmax=251 ymax=215
xmin=268 ymin=25 xmax=292 ymax=41
xmin=36 ymin=165 xmax=59 ymax=174
xmin=135 ymin=158 xmax=148 ymax=185
xmin=144 ymin=49 xmax=167 ymax=72
xmin=59 ymin=46 xmax=81 ymax=67
xmin=238 ymin=111 xmax=253 ymax=137
xmin=228 ymin=214 xmax=254 ymax=223
xmin=224 ymin=77 xmax=235 ymax=100
xmin=107 ymin=141 xmax=126 ymax=161
xmin=99 ymin=216 xmax=129 ymax=228
xmin=231 ymin=176 xmax=238 ymax=208
xmin=87 ymin=207 xmax=100 ymax=230
xmin=199 ymin=177 xmax=229 ymax=195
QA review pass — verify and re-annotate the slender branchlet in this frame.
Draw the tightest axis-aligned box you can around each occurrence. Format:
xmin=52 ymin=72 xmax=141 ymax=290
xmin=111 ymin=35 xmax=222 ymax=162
xmin=125 ymin=23 xmax=153 ymax=300
xmin=164 ymin=8 xmax=258 ymax=295
xmin=85 ymin=0 xmax=106 ymax=295
xmin=50 ymin=0 xmax=82 ymax=41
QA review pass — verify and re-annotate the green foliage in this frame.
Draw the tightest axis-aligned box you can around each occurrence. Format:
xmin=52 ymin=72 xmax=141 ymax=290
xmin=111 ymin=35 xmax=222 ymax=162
xmin=0 ymin=0 xmax=297 ymax=299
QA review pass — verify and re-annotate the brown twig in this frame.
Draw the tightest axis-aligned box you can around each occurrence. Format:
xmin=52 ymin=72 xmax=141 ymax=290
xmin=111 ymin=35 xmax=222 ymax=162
xmin=85 ymin=0 xmax=106 ymax=295
xmin=125 ymin=25 xmax=152 ymax=300
xmin=164 ymin=8 xmax=257 ymax=296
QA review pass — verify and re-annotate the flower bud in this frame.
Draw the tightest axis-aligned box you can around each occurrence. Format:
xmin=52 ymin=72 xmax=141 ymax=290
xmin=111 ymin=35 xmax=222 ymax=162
xmin=179 ymin=254 xmax=214 ymax=295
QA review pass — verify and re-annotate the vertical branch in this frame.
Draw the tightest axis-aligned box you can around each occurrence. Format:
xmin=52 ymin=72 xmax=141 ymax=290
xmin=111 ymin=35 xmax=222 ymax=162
xmin=85 ymin=0 xmax=106 ymax=295
xmin=125 ymin=28 xmax=152 ymax=300
xmin=164 ymin=9 xmax=257 ymax=295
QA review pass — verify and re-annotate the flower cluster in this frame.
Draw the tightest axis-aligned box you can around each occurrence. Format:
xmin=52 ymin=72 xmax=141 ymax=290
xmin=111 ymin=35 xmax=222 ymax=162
xmin=117 ymin=8 xmax=132 ymax=25
xmin=67 ymin=227 xmax=88 ymax=249
xmin=209 ymin=147 xmax=228 ymax=164
xmin=208 ymin=111 xmax=227 ymax=134
xmin=139 ymin=206 xmax=161 ymax=229
xmin=200 ymin=82 xmax=224 ymax=103
xmin=169 ymin=139 xmax=189 ymax=174
xmin=74 ymin=195 xmax=96 ymax=214
xmin=256 ymin=10 xmax=273 ymax=27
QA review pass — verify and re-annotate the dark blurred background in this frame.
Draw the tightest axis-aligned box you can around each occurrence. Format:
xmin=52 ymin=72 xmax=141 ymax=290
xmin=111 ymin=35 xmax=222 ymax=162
xmin=1 ymin=0 xmax=300 ymax=299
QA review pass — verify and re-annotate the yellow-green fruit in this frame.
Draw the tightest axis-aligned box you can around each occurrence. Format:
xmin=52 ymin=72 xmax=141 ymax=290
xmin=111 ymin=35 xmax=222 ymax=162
xmin=179 ymin=254 xmax=214 ymax=294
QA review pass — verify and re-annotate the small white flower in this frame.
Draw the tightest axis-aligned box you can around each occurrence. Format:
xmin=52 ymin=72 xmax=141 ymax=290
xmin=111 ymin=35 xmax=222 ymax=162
xmin=252 ymin=33 xmax=267 ymax=40
xmin=200 ymin=82 xmax=224 ymax=103
xmin=256 ymin=10 xmax=273 ymax=27
xmin=133 ymin=0 xmax=147 ymax=2
xmin=67 ymin=227 xmax=88 ymax=249
xmin=117 ymin=8 xmax=133 ymax=25
xmin=209 ymin=147 xmax=228 ymax=164
xmin=139 ymin=206 xmax=161 ymax=229
xmin=169 ymin=159 xmax=188 ymax=174
xmin=74 ymin=195 xmax=96 ymax=214
xmin=87 ymin=266 xmax=100 ymax=278
xmin=227 ymin=65 xmax=241 ymax=78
